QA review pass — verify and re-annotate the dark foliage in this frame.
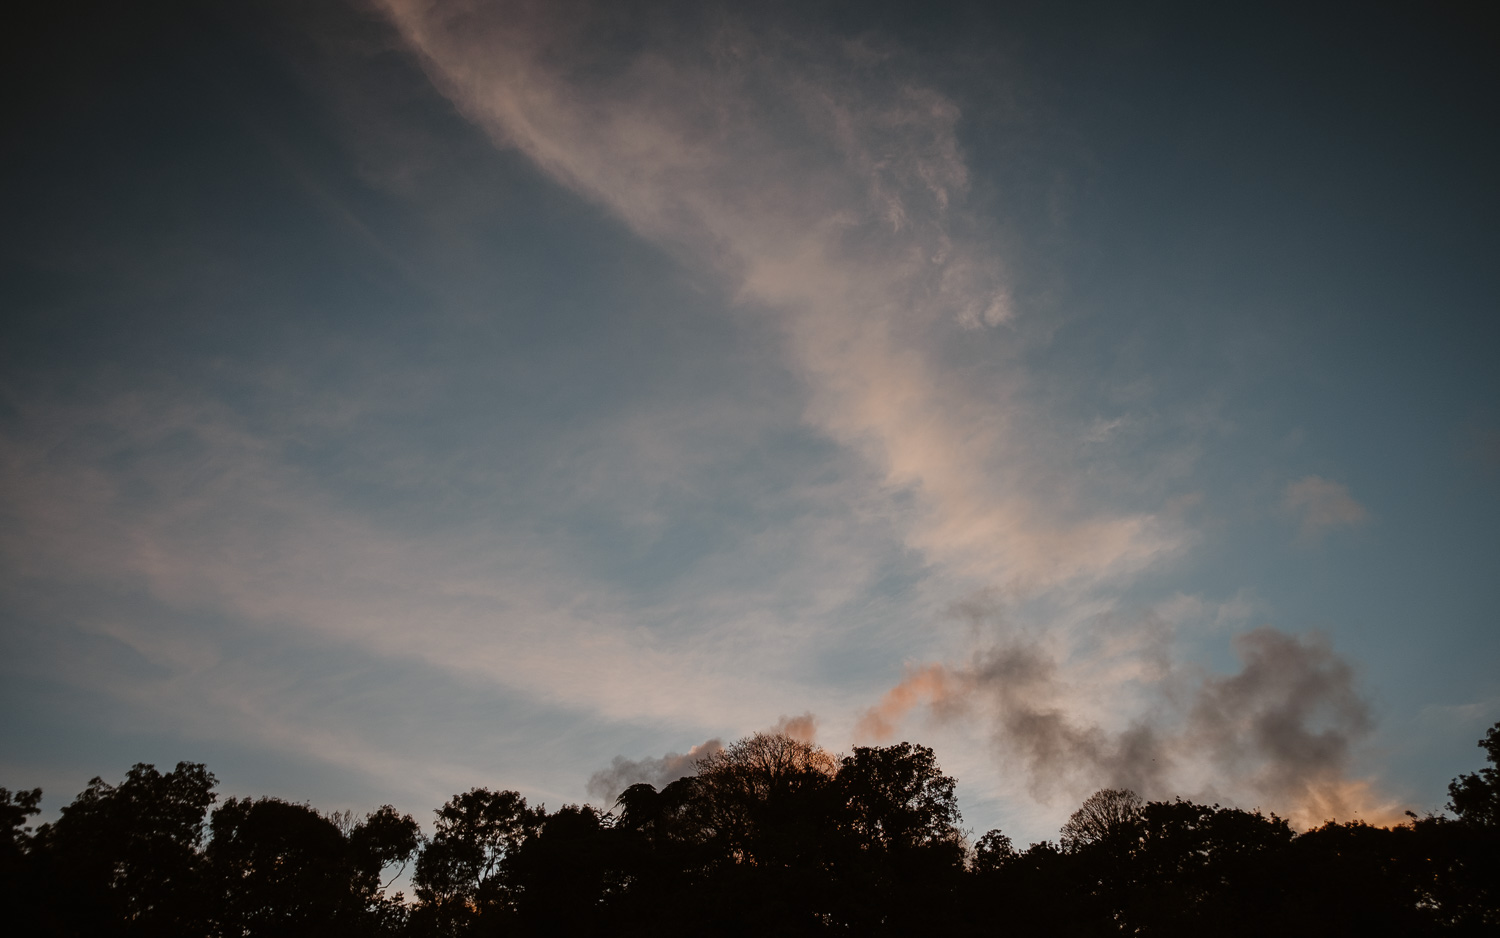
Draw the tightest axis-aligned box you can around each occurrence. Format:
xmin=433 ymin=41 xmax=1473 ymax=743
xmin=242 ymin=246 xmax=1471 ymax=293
xmin=208 ymin=796 xmax=417 ymax=936
xmin=32 ymin=761 xmax=217 ymax=937
xmin=4 ymin=723 xmax=1498 ymax=937
xmin=1448 ymin=723 xmax=1500 ymax=828
xmin=409 ymin=786 xmax=543 ymax=935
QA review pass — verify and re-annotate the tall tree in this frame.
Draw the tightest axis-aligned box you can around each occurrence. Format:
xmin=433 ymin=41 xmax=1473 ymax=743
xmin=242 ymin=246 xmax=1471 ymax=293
xmin=0 ymin=787 xmax=45 ymax=934
xmin=692 ymin=733 xmax=837 ymax=860
xmin=0 ymin=786 xmax=41 ymax=859
xmin=411 ymin=788 xmax=542 ymax=935
xmin=208 ymin=797 xmax=363 ymax=935
xmin=34 ymin=762 xmax=217 ymax=937
xmin=1059 ymin=788 xmax=1143 ymax=852
xmin=832 ymin=743 xmax=966 ymax=934
xmin=349 ymin=804 xmax=423 ymax=903
xmin=836 ymin=742 xmax=962 ymax=854
xmin=508 ymin=804 xmax=620 ymax=935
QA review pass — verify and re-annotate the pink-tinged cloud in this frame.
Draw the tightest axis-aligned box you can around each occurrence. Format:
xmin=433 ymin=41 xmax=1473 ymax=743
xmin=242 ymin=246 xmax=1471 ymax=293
xmin=377 ymin=0 xmax=1183 ymax=593
xmin=0 ymin=392 xmax=856 ymax=747
xmin=769 ymin=712 xmax=819 ymax=744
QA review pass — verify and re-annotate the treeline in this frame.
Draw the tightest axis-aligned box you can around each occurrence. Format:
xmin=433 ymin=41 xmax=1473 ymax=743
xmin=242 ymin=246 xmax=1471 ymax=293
xmin=2 ymin=725 xmax=1497 ymax=937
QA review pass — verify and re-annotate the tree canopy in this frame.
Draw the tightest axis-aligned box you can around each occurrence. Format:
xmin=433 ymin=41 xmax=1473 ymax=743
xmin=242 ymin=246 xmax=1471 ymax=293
xmin=1448 ymin=722 xmax=1500 ymax=827
xmin=2 ymin=723 xmax=1497 ymax=936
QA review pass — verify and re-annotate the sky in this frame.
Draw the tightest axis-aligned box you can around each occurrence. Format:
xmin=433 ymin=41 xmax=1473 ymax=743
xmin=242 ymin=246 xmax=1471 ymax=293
xmin=2 ymin=0 xmax=1497 ymax=846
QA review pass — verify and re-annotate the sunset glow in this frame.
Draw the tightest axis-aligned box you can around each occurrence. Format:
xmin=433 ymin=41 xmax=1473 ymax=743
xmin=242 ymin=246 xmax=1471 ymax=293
xmin=2 ymin=0 xmax=1496 ymax=850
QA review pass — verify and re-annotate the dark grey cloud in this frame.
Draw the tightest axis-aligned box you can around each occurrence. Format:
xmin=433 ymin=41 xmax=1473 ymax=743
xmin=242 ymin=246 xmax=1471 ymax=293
xmin=1186 ymin=627 xmax=1373 ymax=813
xmin=584 ymin=713 xmax=816 ymax=804
xmin=585 ymin=739 xmax=723 ymax=805
xmin=858 ymin=609 xmax=1385 ymax=826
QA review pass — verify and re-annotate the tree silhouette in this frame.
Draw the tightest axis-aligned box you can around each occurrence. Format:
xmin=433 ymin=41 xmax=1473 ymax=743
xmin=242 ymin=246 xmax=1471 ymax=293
xmin=209 ymin=797 xmax=365 ymax=934
xmin=1448 ymin=721 xmax=1500 ymax=828
xmin=832 ymin=742 xmax=966 ymax=934
xmin=351 ymin=804 xmax=423 ymax=895
xmin=0 ymin=787 xmax=45 ymax=934
xmin=687 ymin=733 xmax=843 ymax=932
xmin=693 ymin=732 xmax=838 ymax=845
xmin=4 ymin=725 xmax=1500 ymax=936
xmin=836 ymin=742 xmax=962 ymax=853
xmin=970 ymin=829 xmax=1017 ymax=873
xmin=410 ymin=788 xmax=542 ymax=935
xmin=508 ymin=804 xmax=620 ymax=935
xmin=1058 ymin=787 xmax=1143 ymax=852
xmin=0 ymin=786 xmax=41 ymax=855
xmin=1112 ymin=800 xmax=1294 ymax=935
xmin=34 ymin=762 xmax=216 ymax=937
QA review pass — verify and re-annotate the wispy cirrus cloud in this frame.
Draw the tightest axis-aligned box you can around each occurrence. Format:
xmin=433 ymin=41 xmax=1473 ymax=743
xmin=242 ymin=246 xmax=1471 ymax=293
xmin=377 ymin=0 xmax=1182 ymax=594
xmin=0 ymin=378 xmax=892 ymax=800
xmin=1 ymin=0 xmax=1414 ymax=841
xmin=370 ymin=1 xmax=1411 ymax=829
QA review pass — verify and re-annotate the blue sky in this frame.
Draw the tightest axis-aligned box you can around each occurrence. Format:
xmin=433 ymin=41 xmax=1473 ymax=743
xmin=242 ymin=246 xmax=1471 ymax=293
xmin=2 ymin=0 xmax=1496 ymax=845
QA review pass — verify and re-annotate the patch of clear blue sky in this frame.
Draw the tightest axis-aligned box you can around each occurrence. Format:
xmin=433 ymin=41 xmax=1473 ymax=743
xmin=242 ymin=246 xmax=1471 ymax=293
xmin=2 ymin=0 xmax=1496 ymax=833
